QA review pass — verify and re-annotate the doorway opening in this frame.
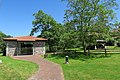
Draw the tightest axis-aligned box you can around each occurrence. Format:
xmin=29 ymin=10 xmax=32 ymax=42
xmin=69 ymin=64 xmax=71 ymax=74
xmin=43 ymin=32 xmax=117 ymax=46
xmin=20 ymin=42 xmax=33 ymax=55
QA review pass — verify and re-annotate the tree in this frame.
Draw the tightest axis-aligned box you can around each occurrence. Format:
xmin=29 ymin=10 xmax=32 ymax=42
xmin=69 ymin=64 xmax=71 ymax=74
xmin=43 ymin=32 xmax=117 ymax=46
xmin=110 ymin=22 xmax=120 ymax=46
xmin=0 ymin=31 xmax=11 ymax=52
xmin=62 ymin=0 xmax=118 ymax=54
xmin=30 ymin=10 xmax=63 ymax=51
xmin=59 ymin=22 xmax=79 ymax=50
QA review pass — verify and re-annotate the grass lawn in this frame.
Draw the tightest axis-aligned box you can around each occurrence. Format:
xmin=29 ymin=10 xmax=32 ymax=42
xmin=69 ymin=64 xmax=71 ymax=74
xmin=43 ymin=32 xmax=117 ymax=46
xmin=90 ymin=46 xmax=120 ymax=54
xmin=65 ymin=46 xmax=120 ymax=53
xmin=0 ymin=55 xmax=38 ymax=80
xmin=47 ymin=54 xmax=120 ymax=80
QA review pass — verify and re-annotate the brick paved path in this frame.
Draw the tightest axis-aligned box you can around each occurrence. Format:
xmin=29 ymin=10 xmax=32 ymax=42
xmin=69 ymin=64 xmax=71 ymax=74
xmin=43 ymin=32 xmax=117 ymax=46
xmin=13 ymin=55 xmax=64 ymax=80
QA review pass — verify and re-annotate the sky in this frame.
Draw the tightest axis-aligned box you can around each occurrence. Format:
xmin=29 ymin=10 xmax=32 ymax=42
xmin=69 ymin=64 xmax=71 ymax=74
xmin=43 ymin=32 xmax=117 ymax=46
xmin=0 ymin=0 xmax=120 ymax=37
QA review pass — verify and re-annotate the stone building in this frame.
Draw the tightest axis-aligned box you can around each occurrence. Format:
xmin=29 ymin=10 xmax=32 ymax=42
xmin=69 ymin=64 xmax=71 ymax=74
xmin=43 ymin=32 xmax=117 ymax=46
xmin=3 ymin=36 xmax=47 ymax=56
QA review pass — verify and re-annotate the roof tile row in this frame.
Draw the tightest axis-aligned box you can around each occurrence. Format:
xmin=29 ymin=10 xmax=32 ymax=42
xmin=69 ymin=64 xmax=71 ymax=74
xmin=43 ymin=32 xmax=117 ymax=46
xmin=3 ymin=36 xmax=47 ymax=41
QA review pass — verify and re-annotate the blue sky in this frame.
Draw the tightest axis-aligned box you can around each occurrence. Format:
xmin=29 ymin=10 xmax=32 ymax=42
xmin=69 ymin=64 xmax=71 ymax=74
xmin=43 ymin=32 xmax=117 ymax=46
xmin=0 ymin=0 xmax=120 ymax=37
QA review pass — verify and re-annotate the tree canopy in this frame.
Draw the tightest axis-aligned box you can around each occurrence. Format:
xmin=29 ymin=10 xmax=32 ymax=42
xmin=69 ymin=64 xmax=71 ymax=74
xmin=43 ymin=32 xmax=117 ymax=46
xmin=31 ymin=0 xmax=119 ymax=54
xmin=30 ymin=10 xmax=64 ymax=51
xmin=0 ymin=31 xmax=11 ymax=51
xmin=62 ymin=0 xmax=118 ymax=54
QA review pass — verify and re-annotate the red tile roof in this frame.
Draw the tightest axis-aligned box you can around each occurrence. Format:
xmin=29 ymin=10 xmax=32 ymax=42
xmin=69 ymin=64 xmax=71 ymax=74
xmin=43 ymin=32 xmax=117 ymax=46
xmin=3 ymin=36 xmax=48 ymax=41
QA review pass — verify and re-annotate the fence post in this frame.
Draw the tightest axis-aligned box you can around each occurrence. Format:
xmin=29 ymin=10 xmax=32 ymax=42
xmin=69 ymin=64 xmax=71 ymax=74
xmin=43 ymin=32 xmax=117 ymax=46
xmin=105 ymin=46 xmax=107 ymax=56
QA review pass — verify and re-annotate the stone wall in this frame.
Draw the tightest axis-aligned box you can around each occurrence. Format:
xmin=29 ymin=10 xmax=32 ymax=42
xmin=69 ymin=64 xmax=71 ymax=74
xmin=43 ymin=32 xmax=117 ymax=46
xmin=5 ymin=41 xmax=46 ymax=56
xmin=5 ymin=41 xmax=17 ymax=56
xmin=34 ymin=41 xmax=45 ymax=54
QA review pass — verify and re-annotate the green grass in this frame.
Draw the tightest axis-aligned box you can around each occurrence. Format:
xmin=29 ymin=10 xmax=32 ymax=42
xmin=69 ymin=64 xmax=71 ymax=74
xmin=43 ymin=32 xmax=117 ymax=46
xmin=90 ymin=46 xmax=120 ymax=53
xmin=65 ymin=48 xmax=83 ymax=51
xmin=65 ymin=46 xmax=120 ymax=53
xmin=47 ymin=54 xmax=120 ymax=80
xmin=0 ymin=55 xmax=38 ymax=80
xmin=107 ymin=46 xmax=120 ymax=50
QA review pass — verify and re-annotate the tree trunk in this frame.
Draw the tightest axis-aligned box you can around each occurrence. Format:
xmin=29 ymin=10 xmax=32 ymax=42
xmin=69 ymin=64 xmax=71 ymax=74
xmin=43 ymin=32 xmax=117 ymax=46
xmin=48 ymin=43 xmax=52 ymax=51
xmin=88 ymin=48 xmax=90 ymax=57
xmin=63 ymin=44 xmax=66 ymax=50
xmin=49 ymin=45 xmax=52 ymax=51
xmin=83 ymin=45 xmax=86 ymax=55
xmin=48 ymin=38 xmax=52 ymax=51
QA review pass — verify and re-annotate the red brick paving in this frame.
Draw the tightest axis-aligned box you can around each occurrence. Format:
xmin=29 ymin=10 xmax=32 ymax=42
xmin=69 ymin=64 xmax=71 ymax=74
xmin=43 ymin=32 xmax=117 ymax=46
xmin=13 ymin=55 xmax=64 ymax=80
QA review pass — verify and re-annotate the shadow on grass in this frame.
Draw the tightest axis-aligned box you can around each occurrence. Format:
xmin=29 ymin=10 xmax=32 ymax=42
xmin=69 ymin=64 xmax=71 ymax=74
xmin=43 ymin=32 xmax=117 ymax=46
xmin=45 ymin=50 xmax=113 ymax=61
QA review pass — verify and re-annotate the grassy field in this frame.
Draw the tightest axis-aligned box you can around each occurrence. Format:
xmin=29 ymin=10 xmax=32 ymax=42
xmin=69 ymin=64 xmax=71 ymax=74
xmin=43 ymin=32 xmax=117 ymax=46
xmin=46 ymin=46 xmax=120 ymax=80
xmin=47 ymin=53 xmax=120 ymax=80
xmin=65 ymin=46 xmax=120 ymax=54
xmin=0 ymin=55 xmax=38 ymax=80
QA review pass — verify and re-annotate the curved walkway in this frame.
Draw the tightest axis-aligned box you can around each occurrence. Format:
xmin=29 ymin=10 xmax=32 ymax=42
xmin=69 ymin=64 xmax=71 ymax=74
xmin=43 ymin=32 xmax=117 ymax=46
xmin=13 ymin=55 xmax=64 ymax=80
